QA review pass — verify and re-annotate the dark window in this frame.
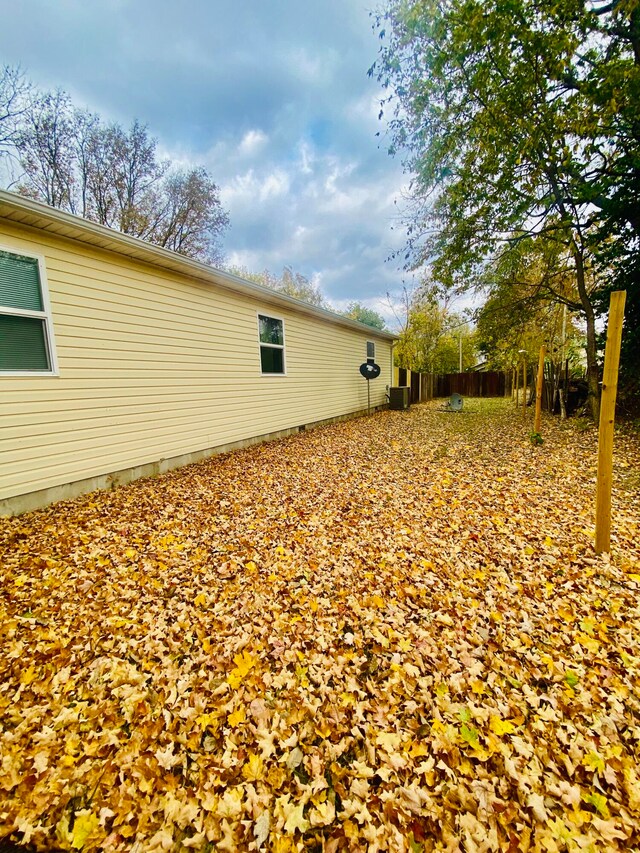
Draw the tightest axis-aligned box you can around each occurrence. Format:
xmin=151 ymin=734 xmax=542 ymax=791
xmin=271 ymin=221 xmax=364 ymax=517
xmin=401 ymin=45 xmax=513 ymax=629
xmin=258 ymin=314 xmax=285 ymax=374
xmin=260 ymin=345 xmax=284 ymax=374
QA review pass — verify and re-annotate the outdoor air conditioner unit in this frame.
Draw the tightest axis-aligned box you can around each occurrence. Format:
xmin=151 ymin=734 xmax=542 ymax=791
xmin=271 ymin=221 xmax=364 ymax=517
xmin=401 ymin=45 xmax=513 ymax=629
xmin=389 ymin=386 xmax=410 ymax=410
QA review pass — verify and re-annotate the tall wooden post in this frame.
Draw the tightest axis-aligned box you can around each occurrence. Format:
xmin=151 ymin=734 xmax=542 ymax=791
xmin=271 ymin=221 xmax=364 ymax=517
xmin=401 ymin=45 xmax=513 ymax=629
xmin=534 ymin=346 xmax=546 ymax=434
xmin=595 ymin=291 xmax=626 ymax=554
xmin=522 ymin=358 xmax=527 ymax=417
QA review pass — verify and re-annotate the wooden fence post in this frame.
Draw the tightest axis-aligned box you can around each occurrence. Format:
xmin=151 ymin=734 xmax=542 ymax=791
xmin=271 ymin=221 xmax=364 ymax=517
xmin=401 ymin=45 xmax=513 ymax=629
xmin=534 ymin=346 xmax=546 ymax=434
xmin=522 ymin=357 xmax=527 ymax=417
xmin=595 ymin=290 xmax=626 ymax=554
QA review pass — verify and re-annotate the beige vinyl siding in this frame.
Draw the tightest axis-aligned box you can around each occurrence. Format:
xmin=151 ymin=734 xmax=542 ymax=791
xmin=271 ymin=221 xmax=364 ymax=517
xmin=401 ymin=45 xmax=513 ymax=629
xmin=0 ymin=222 xmax=392 ymax=503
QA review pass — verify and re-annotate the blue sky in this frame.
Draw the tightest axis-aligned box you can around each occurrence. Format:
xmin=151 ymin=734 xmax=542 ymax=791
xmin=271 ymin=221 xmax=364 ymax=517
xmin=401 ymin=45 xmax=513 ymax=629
xmin=0 ymin=0 xmax=412 ymax=323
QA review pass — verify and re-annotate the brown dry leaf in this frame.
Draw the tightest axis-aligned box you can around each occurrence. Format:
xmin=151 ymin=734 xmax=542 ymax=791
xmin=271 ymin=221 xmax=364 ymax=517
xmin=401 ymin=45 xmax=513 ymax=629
xmin=0 ymin=399 xmax=639 ymax=851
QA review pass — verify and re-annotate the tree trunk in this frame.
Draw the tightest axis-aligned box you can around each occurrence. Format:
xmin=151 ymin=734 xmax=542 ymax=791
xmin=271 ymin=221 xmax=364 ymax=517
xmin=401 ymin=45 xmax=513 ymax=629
xmin=560 ymin=358 xmax=569 ymax=421
xmin=573 ymin=245 xmax=600 ymax=421
xmin=559 ymin=359 xmax=568 ymax=420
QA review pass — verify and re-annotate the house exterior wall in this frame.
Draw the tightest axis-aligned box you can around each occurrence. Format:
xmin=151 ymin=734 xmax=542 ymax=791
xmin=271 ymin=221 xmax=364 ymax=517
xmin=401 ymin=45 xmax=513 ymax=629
xmin=0 ymin=221 xmax=392 ymax=515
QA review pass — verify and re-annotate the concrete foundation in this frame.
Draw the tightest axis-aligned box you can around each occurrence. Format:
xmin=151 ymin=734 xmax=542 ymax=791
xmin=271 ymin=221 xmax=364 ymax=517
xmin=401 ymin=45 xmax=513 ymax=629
xmin=0 ymin=404 xmax=387 ymax=517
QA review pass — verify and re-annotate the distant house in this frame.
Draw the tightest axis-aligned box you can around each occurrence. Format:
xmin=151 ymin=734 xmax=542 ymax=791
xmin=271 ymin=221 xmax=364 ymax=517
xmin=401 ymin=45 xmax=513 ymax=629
xmin=0 ymin=191 xmax=395 ymax=516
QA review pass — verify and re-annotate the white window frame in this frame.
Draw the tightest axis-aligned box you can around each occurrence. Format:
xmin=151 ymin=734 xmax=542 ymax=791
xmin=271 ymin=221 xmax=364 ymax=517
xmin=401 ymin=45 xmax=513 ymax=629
xmin=257 ymin=312 xmax=286 ymax=376
xmin=366 ymin=340 xmax=375 ymax=362
xmin=0 ymin=243 xmax=59 ymax=377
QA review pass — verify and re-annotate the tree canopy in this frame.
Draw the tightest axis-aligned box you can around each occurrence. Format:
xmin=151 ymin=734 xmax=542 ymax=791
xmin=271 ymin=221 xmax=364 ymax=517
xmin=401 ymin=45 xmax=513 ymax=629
xmin=341 ymin=301 xmax=388 ymax=330
xmin=225 ymin=265 xmax=329 ymax=309
xmin=373 ymin=0 xmax=640 ymax=415
xmin=0 ymin=70 xmax=229 ymax=264
xmin=0 ymin=65 xmax=29 ymax=158
xmin=389 ymin=284 xmax=476 ymax=373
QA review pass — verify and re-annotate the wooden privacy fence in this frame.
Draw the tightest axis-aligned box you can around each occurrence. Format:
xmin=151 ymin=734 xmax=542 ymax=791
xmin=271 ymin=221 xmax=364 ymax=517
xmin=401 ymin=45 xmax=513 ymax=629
xmin=427 ymin=371 xmax=506 ymax=399
xmin=396 ymin=369 xmax=508 ymax=403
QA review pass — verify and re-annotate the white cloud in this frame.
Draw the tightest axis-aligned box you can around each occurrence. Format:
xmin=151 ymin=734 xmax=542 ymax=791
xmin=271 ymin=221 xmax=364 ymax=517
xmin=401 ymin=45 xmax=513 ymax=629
xmin=239 ymin=129 xmax=268 ymax=156
xmin=220 ymin=167 xmax=290 ymax=206
xmin=297 ymin=141 xmax=314 ymax=175
xmin=285 ymin=47 xmax=333 ymax=84
xmin=347 ymin=92 xmax=385 ymax=131
xmin=260 ymin=169 xmax=290 ymax=200
xmin=0 ymin=0 xmax=412 ymax=305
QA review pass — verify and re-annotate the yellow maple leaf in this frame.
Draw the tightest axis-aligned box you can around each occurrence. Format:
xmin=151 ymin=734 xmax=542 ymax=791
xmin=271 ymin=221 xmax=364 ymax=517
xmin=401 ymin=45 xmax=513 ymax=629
xmin=216 ymin=788 xmax=244 ymax=820
xmin=267 ymin=765 xmax=287 ymax=789
xmin=194 ymin=592 xmax=207 ymax=607
xmin=228 ymin=706 xmax=246 ymax=727
xmin=315 ymin=720 xmax=331 ymax=739
xmin=71 ymin=811 xmax=100 ymax=849
xmin=20 ymin=665 xmax=37 ymax=685
xmin=623 ymin=762 xmax=640 ymax=811
xmin=409 ymin=741 xmax=429 ymax=758
xmin=343 ymin=820 xmax=359 ymax=840
xmin=585 ymin=791 xmax=610 ymax=818
xmin=490 ymin=716 xmax=516 ymax=736
xmin=196 ymin=712 xmax=220 ymax=732
xmin=583 ymin=752 xmax=605 ymax=774
xmin=548 ymin=817 xmax=574 ymax=844
xmin=242 ymin=752 xmax=265 ymax=782
xmin=228 ymin=650 xmax=258 ymax=688
xmin=139 ymin=777 xmax=153 ymax=794
xmin=283 ymin=802 xmax=310 ymax=835
xmin=577 ymin=633 xmax=600 ymax=653
xmin=309 ymin=800 xmax=335 ymax=827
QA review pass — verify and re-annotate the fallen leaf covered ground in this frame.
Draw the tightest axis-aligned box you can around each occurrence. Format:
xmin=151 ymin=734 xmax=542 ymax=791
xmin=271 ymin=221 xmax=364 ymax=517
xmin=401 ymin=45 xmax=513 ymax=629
xmin=1 ymin=399 xmax=639 ymax=852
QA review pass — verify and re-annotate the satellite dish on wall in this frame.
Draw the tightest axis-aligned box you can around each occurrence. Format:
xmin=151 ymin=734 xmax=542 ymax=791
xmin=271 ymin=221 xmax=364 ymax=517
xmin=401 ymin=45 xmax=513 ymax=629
xmin=449 ymin=392 xmax=463 ymax=411
xmin=359 ymin=362 xmax=381 ymax=379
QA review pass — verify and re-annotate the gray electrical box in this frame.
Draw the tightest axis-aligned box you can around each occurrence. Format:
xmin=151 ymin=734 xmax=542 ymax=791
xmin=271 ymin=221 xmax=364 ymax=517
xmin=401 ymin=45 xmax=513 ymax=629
xmin=389 ymin=386 xmax=410 ymax=410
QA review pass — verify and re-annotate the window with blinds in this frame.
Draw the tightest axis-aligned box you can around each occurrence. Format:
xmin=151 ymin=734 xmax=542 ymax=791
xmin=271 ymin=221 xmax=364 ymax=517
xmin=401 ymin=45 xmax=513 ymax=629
xmin=0 ymin=248 xmax=56 ymax=373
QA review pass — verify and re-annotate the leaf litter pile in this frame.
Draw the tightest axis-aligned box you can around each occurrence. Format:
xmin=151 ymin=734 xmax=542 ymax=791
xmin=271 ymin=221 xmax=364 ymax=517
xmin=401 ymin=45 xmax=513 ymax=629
xmin=1 ymin=399 xmax=639 ymax=853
